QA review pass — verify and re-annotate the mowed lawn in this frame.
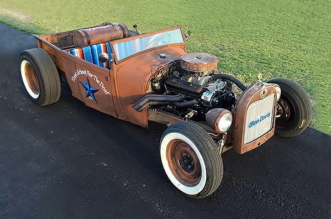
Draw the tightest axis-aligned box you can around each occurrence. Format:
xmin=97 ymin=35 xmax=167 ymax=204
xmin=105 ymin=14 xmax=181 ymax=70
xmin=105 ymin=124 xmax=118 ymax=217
xmin=1 ymin=0 xmax=330 ymax=134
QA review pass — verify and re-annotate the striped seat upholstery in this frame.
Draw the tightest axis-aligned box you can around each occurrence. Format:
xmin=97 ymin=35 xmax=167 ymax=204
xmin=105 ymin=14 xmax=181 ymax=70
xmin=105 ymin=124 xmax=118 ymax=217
xmin=69 ymin=42 xmax=112 ymax=68
xmin=69 ymin=48 xmax=84 ymax=59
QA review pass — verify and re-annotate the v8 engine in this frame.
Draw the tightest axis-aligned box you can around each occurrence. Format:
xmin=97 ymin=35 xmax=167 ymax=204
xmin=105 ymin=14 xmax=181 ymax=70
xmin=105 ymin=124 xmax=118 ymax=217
xmin=145 ymin=53 xmax=236 ymax=120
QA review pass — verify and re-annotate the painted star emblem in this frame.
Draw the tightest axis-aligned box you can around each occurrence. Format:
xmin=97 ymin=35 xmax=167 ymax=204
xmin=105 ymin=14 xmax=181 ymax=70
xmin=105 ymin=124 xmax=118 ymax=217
xmin=80 ymin=78 xmax=99 ymax=102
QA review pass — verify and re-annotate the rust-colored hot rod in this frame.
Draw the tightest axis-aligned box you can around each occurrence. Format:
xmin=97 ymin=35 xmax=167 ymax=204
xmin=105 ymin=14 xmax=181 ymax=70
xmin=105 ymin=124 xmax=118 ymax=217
xmin=19 ymin=22 xmax=312 ymax=198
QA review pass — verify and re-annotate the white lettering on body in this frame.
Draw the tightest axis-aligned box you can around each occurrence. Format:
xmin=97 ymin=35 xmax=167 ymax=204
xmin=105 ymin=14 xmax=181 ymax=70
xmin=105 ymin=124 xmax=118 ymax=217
xmin=71 ymin=69 xmax=110 ymax=95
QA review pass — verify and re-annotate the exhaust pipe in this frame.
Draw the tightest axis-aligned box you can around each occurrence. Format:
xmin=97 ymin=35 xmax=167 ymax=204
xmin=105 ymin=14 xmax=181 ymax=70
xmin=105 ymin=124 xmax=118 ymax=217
xmin=133 ymin=94 xmax=185 ymax=112
xmin=135 ymin=99 xmax=197 ymax=112
xmin=173 ymin=99 xmax=197 ymax=108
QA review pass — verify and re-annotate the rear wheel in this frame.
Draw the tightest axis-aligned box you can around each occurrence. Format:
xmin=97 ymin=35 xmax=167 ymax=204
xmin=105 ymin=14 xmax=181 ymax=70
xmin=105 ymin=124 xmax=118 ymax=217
xmin=268 ymin=78 xmax=312 ymax=137
xmin=20 ymin=48 xmax=61 ymax=106
xmin=160 ymin=122 xmax=223 ymax=198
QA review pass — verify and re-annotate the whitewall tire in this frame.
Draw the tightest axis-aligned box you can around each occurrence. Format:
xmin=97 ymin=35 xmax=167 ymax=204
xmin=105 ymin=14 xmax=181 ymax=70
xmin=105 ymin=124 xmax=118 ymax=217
xmin=19 ymin=48 xmax=61 ymax=106
xmin=160 ymin=122 xmax=223 ymax=198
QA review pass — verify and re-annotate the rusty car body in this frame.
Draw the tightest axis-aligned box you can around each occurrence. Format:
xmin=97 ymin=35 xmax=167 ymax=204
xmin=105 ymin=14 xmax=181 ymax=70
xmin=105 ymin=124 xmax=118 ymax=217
xmin=19 ymin=22 xmax=312 ymax=198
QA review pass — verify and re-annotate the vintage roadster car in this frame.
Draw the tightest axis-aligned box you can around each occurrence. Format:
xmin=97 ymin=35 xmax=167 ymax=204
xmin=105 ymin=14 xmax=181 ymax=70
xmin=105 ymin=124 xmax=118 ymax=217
xmin=19 ymin=22 xmax=312 ymax=198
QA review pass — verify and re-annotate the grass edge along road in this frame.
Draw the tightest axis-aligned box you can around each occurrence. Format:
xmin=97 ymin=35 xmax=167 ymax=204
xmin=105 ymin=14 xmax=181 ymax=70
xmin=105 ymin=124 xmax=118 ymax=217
xmin=0 ymin=0 xmax=330 ymax=135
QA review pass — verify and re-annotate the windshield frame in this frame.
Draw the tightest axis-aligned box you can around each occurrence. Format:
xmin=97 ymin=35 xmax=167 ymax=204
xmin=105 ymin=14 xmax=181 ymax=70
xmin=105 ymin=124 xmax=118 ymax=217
xmin=110 ymin=26 xmax=186 ymax=64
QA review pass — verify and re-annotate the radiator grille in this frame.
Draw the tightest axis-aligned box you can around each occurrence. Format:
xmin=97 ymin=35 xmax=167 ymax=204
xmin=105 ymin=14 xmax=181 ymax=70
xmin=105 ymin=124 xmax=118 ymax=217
xmin=244 ymin=94 xmax=275 ymax=144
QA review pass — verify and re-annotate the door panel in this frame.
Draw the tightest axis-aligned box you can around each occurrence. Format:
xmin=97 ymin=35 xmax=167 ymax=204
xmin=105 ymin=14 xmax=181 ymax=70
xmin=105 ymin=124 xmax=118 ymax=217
xmin=63 ymin=55 xmax=116 ymax=117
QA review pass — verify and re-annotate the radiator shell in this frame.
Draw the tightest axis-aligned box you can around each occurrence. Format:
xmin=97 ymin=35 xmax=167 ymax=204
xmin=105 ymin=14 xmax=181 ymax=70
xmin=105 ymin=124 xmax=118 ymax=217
xmin=244 ymin=93 xmax=275 ymax=144
xmin=233 ymin=83 xmax=278 ymax=154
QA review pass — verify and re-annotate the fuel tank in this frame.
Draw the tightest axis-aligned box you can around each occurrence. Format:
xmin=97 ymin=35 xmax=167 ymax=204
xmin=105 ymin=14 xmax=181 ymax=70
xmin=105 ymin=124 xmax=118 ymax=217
xmin=114 ymin=46 xmax=186 ymax=127
xmin=73 ymin=23 xmax=129 ymax=47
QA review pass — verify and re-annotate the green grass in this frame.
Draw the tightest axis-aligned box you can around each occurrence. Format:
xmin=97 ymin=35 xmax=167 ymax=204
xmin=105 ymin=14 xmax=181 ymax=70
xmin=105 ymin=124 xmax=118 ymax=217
xmin=1 ymin=0 xmax=330 ymax=134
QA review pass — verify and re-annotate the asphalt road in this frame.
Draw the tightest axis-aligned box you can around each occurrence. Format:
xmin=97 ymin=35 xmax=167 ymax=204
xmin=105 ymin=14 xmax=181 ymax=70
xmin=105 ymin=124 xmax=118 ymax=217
xmin=0 ymin=23 xmax=330 ymax=219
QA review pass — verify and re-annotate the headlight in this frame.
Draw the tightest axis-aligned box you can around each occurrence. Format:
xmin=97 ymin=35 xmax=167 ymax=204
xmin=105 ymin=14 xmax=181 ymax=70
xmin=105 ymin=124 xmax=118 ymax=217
xmin=206 ymin=108 xmax=233 ymax=133
xmin=274 ymin=85 xmax=281 ymax=101
xmin=217 ymin=112 xmax=233 ymax=132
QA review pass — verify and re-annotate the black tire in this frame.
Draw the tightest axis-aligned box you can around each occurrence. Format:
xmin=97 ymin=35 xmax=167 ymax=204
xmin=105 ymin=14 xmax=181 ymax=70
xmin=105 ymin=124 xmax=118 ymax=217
xmin=20 ymin=48 xmax=61 ymax=106
xmin=160 ymin=122 xmax=223 ymax=198
xmin=268 ymin=78 xmax=312 ymax=137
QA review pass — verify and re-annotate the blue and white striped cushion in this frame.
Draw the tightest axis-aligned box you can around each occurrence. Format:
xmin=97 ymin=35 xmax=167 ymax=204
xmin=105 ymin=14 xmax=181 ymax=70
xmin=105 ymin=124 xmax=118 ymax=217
xmin=69 ymin=42 xmax=113 ymax=68
xmin=82 ymin=46 xmax=93 ymax=63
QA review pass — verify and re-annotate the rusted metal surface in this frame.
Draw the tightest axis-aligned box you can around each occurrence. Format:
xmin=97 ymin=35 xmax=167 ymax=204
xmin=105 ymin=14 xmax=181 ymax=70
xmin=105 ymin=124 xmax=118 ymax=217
xmin=33 ymin=22 xmax=280 ymax=155
xmin=36 ymin=37 xmax=117 ymax=117
xmin=37 ymin=22 xmax=125 ymax=49
xmin=233 ymin=83 xmax=278 ymax=154
xmin=166 ymin=139 xmax=201 ymax=186
xmin=74 ymin=23 xmax=129 ymax=47
xmin=35 ymin=25 xmax=186 ymax=127
xmin=181 ymin=53 xmax=217 ymax=72
xmin=38 ymin=31 xmax=75 ymax=49
xmin=114 ymin=46 xmax=186 ymax=127
xmin=22 ymin=61 xmax=40 ymax=96
xmin=148 ymin=109 xmax=183 ymax=126
xmin=35 ymin=35 xmax=64 ymax=70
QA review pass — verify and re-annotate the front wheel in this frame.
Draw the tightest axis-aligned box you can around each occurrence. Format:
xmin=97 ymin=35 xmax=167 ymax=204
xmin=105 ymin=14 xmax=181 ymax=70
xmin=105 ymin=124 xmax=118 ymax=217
xmin=160 ymin=122 xmax=223 ymax=198
xmin=268 ymin=78 xmax=312 ymax=137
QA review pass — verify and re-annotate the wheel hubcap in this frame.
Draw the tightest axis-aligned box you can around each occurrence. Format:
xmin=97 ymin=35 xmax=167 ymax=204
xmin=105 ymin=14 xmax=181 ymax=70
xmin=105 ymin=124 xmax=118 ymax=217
xmin=167 ymin=140 xmax=201 ymax=186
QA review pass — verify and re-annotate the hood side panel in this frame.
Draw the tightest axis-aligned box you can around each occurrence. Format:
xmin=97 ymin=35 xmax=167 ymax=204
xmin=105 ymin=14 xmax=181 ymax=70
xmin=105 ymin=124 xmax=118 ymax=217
xmin=115 ymin=46 xmax=186 ymax=127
